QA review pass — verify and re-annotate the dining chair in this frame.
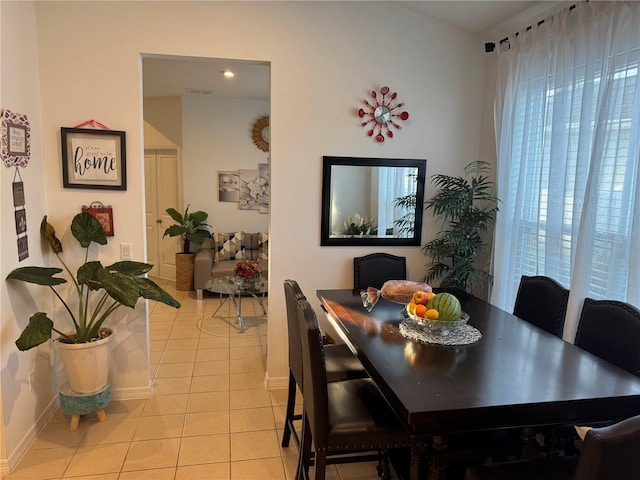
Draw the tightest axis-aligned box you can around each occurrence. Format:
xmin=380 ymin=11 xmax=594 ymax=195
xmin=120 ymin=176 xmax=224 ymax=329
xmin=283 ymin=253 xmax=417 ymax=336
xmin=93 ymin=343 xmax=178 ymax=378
xmin=464 ymin=414 xmax=640 ymax=480
xmin=296 ymin=297 xmax=418 ymax=480
xmin=353 ymin=252 xmax=407 ymax=293
xmin=574 ymin=297 xmax=640 ymax=377
xmin=513 ymin=275 xmax=569 ymax=337
xmin=281 ymin=279 xmax=367 ymax=449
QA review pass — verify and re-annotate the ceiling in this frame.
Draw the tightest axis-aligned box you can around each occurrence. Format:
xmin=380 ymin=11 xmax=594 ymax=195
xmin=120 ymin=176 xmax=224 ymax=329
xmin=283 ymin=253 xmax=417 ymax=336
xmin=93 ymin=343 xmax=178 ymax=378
xmin=143 ymin=2 xmax=547 ymax=99
xmin=396 ymin=1 xmax=541 ymax=36
xmin=142 ymin=56 xmax=270 ymax=99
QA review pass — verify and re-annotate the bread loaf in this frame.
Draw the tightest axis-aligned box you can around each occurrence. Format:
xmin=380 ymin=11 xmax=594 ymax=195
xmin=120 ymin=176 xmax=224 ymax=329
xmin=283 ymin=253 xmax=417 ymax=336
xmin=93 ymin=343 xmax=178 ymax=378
xmin=361 ymin=280 xmax=432 ymax=311
xmin=381 ymin=280 xmax=432 ymax=303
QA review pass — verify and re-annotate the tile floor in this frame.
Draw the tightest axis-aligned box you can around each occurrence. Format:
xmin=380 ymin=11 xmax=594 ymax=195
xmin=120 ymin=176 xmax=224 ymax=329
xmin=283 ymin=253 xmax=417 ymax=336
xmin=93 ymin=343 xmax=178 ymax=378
xmin=3 ymin=278 xmax=387 ymax=480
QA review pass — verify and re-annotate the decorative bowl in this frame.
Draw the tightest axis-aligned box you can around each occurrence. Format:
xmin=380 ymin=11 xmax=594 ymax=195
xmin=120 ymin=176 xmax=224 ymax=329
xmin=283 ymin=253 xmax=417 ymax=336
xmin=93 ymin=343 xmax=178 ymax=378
xmin=407 ymin=311 xmax=470 ymax=336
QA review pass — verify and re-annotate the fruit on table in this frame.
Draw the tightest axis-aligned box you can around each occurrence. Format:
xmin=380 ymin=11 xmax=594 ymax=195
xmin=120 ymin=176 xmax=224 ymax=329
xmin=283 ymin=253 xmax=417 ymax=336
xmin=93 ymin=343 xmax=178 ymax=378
xmin=412 ymin=290 xmax=435 ymax=305
xmin=426 ymin=309 xmax=439 ymax=320
xmin=407 ymin=302 xmax=417 ymax=315
xmin=413 ymin=290 xmax=428 ymax=305
xmin=415 ymin=304 xmax=427 ymax=317
xmin=426 ymin=293 xmax=462 ymax=322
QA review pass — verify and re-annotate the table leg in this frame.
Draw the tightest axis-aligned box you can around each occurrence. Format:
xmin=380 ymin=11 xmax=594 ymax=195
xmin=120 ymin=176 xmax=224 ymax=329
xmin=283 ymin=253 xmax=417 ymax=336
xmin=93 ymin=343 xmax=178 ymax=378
xmin=428 ymin=435 xmax=448 ymax=480
xmin=212 ymin=293 xmax=232 ymax=318
xmin=410 ymin=448 xmax=422 ymax=480
xmin=230 ymin=291 xmax=245 ymax=333
xmin=253 ymin=292 xmax=267 ymax=315
xmin=520 ymin=427 xmax=539 ymax=458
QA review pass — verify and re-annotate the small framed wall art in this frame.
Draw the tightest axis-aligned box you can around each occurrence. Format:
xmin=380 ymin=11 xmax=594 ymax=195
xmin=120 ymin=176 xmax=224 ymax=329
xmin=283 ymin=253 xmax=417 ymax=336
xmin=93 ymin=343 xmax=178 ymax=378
xmin=82 ymin=201 xmax=115 ymax=236
xmin=1 ymin=109 xmax=31 ymax=168
xmin=61 ymin=127 xmax=127 ymax=190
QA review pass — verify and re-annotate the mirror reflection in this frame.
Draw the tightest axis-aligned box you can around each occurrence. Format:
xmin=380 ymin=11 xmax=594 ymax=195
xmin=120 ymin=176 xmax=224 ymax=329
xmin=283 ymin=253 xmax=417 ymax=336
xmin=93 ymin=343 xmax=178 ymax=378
xmin=321 ymin=156 xmax=426 ymax=246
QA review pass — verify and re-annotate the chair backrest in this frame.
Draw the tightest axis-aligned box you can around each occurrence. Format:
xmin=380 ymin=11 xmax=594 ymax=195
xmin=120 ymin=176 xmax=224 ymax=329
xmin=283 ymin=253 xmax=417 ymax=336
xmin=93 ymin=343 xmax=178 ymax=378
xmin=574 ymin=298 xmax=640 ymax=377
xmin=513 ymin=275 xmax=569 ymax=337
xmin=284 ymin=279 xmax=307 ymax=386
xmin=297 ymin=297 xmax=330 ymax=450
xmin=573 ymin=414 xmax=640 ymax=480
xmin=353 ymin=253 xmax=407 ymax=292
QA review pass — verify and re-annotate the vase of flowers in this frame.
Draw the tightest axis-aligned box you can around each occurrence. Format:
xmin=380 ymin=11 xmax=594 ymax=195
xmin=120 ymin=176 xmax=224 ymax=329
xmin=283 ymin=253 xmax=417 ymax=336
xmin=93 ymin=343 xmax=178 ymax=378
xmin=234 ymin=260 xmax=262 ymax=286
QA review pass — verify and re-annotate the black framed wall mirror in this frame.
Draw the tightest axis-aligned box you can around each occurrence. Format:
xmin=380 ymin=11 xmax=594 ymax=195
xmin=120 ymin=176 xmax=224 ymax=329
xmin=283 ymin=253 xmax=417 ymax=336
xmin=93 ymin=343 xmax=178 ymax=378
xmin=321 ymin=156 xmax=426 ymax=246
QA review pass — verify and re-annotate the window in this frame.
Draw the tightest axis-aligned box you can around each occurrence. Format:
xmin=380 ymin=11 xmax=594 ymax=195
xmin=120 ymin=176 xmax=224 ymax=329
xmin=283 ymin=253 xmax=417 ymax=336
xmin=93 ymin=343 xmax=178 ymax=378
xmin=492 ymin=1 xmax=640 ymax=339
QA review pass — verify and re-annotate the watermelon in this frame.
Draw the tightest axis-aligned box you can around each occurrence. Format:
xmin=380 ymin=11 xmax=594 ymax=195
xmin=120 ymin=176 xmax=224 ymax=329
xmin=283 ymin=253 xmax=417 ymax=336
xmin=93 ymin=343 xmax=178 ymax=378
xmin=426 ymin=293 xmax=462 ymax=322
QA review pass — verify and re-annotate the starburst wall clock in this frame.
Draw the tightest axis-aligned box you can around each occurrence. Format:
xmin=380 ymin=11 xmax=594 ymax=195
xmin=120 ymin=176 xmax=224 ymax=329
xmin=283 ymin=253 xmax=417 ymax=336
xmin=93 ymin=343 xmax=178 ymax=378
xmin=358 ymin=86 xmax=409 ymax=143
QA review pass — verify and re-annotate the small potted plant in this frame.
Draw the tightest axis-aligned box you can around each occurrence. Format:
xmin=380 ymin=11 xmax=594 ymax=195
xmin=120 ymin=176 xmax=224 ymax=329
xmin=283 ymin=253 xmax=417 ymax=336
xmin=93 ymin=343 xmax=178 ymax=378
xmin=343 ymin=213 xmax=377 ymax=237
xmin=162 ymin=205 xmax=210 ymax=290
xmin=6 ymin=213 xmax=181 ymax=394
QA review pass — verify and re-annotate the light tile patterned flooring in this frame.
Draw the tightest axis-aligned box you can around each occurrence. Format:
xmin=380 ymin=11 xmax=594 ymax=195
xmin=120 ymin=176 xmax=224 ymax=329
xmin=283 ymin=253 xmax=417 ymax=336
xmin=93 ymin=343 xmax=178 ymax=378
xmin=4 ymin=278 xmax=385 ymax=480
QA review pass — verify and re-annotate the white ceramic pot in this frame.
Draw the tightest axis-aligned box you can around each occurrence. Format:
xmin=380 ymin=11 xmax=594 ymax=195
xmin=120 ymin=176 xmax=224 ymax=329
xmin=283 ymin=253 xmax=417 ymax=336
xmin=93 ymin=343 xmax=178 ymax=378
xmin=56 ymin=329 xmax=112 ymax=394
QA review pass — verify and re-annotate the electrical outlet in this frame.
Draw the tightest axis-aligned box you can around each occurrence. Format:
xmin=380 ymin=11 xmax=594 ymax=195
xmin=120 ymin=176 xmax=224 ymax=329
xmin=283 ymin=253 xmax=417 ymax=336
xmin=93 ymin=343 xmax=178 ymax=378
xmin=28 ymin=370 xmax=35 ymax=391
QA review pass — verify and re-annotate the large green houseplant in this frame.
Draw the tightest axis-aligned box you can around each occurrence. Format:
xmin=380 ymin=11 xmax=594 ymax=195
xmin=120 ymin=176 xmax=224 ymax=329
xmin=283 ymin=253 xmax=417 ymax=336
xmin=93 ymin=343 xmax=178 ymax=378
xmin=7 ymin=213 xmax=181 ymax=350
xmin=162 ymin=205 xmax=210 ymax=291
xmin=162 ymin=204 xmax=210 ymax=253
xmin=422 ymin=161 xmax=499 ymax=293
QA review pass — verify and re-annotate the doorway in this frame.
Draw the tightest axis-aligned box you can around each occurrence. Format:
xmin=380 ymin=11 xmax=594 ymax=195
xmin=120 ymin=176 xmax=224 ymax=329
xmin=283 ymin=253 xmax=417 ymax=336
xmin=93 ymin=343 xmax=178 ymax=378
xmin=141 ymin=54 xmax=271 ymax=282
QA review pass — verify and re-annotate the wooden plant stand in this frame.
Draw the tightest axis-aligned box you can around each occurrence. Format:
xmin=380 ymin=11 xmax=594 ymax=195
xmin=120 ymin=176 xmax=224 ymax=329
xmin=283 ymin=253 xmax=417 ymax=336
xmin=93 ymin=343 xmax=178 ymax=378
xmin=58 ymin=382 xmax=111 ymax=431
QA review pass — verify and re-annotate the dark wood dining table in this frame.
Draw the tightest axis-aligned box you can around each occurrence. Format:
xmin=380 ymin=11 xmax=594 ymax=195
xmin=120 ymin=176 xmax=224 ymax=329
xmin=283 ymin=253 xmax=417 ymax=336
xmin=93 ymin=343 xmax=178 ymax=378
xmin=317 ymin=288 xmax=640 ymax=479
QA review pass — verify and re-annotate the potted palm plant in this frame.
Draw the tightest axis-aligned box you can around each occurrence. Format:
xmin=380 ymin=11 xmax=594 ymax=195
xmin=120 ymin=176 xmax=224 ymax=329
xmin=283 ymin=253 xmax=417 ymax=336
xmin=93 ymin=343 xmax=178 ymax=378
xmin=422 ymin=161 xmax=499 ymax=294
xmin=6 ymin=212 xmax=181 ymax=394
xmin=162 ymin=204 xmax=210 ymax=290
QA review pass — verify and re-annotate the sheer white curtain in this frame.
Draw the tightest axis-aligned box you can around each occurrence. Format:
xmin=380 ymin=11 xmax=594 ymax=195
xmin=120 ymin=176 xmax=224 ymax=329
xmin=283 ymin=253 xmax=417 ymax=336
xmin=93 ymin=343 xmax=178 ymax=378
xmin=491 ymin=1 xmax=640 ymax=342
xmin=377 ymin=167 xmax=416 ymax=237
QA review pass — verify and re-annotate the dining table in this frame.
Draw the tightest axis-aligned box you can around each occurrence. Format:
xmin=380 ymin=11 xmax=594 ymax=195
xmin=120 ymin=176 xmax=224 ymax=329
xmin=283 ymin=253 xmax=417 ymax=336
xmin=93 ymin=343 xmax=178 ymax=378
xmin=317 ymin=288 xmax=640 ymax=480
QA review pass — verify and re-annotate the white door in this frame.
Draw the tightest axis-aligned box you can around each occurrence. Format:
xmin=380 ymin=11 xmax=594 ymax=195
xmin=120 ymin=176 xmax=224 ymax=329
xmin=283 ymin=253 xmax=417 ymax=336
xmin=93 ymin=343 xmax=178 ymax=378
xmin=145 ymin=149 xmax=181 ymax=280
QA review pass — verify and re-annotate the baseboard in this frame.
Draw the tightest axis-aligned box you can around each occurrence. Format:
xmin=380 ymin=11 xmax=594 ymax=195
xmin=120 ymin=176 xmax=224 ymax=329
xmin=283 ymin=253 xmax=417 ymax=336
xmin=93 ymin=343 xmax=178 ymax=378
xmin=265 ymin=373 xmax=288 ymax=390
xmin=5 ymin=394 xmax=58 ymax=474
xmin=109 ymin=382 xmax=153 ymax=401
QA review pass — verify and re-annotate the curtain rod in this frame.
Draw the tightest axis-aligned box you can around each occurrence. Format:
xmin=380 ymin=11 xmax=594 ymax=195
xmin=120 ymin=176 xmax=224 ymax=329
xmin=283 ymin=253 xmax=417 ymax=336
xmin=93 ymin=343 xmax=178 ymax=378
xmin=484 ymin=3 xmax=577 ymax=53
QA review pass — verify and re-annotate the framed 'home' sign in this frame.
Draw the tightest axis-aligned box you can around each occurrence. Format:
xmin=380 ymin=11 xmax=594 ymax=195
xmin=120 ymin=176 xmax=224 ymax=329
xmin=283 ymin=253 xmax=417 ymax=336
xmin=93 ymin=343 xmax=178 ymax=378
xmin=61 ymin=127 xmax=127 ymax=190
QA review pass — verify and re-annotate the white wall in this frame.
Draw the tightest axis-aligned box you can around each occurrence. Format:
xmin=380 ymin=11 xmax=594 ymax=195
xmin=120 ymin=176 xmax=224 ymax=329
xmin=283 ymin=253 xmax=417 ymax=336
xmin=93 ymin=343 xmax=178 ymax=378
xmin=1 ymin=1 xmax=53 ymax=471
xmin=182 ymin=95 xmax=270 ymax=234
xmin=1 ymin=0 xmax=490 ymax=469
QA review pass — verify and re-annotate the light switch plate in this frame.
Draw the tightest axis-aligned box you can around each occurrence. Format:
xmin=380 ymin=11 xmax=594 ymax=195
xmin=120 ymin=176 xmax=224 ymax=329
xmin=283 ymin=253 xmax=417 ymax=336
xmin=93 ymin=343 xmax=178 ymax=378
xmin=120 ymin=243 xmax=132 ymax=259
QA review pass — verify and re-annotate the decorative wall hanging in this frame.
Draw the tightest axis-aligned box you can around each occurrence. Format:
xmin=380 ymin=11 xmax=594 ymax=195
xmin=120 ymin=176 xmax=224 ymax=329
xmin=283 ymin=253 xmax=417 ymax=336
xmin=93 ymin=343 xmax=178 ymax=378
xmin=251 ymin=115 xmax=270 ymax=152
xmin=358 ymin=86 xmax=409 ymax=143
xmin=11 ymin=166 xmax=29 ymax=262
xmin=2 ymin=109 xmax=31 ymax=261
xmin=2 ymin=109 xmax=31 ymax=167
xmin=258 ymin=163 xmax=269 ymax=214
xmin=61 ymin=127 xmax=127 ymax=190
xmin=217 ymin=164 xmax=269 ymax=213
xmin=14 ymin=169 xmax=29 ymax=261
xmin=17 ymin=236 xmax=29 ymax=262
xmin=82 ymin=201 xmax=114 ymax=236
xmin=218 ymin=171 xmax=240 ymax=202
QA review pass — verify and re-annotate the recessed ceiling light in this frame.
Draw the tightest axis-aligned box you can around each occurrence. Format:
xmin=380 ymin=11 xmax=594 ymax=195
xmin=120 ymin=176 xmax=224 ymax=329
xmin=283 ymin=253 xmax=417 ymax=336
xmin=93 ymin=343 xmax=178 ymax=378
xmin=223 ymin=70 xmax=235 ymax=78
